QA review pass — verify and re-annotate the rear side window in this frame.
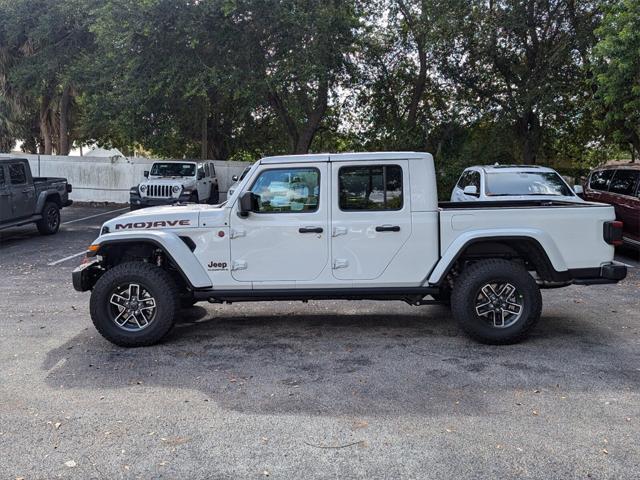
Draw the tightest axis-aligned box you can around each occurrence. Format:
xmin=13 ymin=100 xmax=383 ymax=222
xmin=0 ymin=166 xmax=5 ymax=186
xmin=608 ymin=170 xmax=640 ymax=196
xmin=210 ymin=163 xmax=216 ymax=177
xmin=9 ymin=163 xmax=27 ymax=185
xmin=589 ymin=170 xmax=614 ymax=191
xmin=204 ymin=163 xmax=210 ymax=177
xmin=339 ymin=165 xmax=403 ymax=211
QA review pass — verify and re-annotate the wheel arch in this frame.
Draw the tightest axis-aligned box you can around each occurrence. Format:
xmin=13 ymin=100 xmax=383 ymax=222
xmin=36 ymin=190 xmax=62 ymax=212
xmin=92 ymin=231 xmax=212 ymax=289
xmin=428 ymin=233 xmax=569 ymax=285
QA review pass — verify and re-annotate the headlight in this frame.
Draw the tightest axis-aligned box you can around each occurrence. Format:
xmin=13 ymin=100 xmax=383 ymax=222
xmin=139 ymin=184 xmax=147 ymax=192
xmin=172 ymin=185 xmax=181 ymax=193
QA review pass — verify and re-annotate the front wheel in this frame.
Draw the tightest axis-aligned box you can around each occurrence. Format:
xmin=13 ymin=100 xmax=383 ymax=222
xmin=36 ymin=201 xmax=60 ymax=235
xmin=451 ymin=259 xmax=542 ymax=345
xmin=89 ymin=262 xmax=179 ymax=347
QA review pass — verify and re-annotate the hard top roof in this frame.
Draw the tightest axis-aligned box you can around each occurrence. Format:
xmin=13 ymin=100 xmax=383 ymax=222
xmin=259 ymin=151 xmax=431 ymax=164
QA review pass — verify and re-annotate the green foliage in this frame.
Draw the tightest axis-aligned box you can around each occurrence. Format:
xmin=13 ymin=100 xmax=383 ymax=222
xmin=592 ymin=0 xmax=640 ymax=160
xmin=1 ymin=0 xmax=637 ymax=182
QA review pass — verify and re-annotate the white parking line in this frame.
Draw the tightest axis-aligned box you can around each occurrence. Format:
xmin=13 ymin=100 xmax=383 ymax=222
xmin=47 ymin=251 xmax=87 ymax=266
xmin=62 ymin=207 xmax=128 ymax=225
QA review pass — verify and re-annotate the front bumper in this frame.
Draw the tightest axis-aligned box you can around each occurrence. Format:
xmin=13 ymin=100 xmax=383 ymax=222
xmin=129 ymin=192 xmax=192 ymax=209
xmin=72 ymin=259 xmax=103 ymax=292
xmin=571 ymin=262 xmax=628 ymax=285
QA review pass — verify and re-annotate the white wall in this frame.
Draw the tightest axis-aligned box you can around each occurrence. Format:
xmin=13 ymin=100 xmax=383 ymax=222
xmin=0 ymin=154 xmax=249 ymax=203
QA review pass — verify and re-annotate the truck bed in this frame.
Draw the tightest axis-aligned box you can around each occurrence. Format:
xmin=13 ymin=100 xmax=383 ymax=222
xmin=435 ymin=200 xmax=615 ymax=278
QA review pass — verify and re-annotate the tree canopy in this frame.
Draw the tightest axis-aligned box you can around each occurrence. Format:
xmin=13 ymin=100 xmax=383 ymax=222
xmin=1 ymin=0 xmax=638 ymax=176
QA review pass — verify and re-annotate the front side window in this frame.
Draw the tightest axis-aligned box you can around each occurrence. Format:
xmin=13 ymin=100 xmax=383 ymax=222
xmin=608 ymin=170 xmax=640 ymax=196
xmin=249 ymin=167 xmax=319 ymax=213
xmin=339 ymin=165 xmax=403 ymax=211
xmin=150 ymin=163 xmax=196 ymax=177
xmin=485 ymin=172 xmax=572 ymax=197
xmin=9 ymin=163 xmax=27 ymax=185
xmin=589 ymin=170 xmax=614 ymax=191
xmin=456 ymin=171 xmax=471 ymax=188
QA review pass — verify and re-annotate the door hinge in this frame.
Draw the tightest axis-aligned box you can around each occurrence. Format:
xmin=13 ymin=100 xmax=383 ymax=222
xmin=333 ymin=259 xmax=349 ymax=269
xmin=332 ymin=226 xmax=347 ymax=237
xmin=231 ymin=260 xmax=247 ymax=271
xmin=230 ymin=229 xmax=246 ymax=239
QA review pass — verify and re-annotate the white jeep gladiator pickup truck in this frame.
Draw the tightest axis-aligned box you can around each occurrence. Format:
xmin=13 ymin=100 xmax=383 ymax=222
xmin=73 ymin=152 xmax=627 ymax=347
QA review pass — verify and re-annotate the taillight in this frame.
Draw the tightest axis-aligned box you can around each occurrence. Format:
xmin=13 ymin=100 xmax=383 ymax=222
xmin=603 ymin=221 xmax=623 ymax=246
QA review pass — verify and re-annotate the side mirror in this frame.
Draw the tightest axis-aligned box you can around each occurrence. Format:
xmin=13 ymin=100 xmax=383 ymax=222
xmin=573 ymin=185 xmax=584 ymax=195
xmin=463 ymin=185 xmax=478 ymax=196
xmin=143 ymin=170 xmax=149 ymax=178
xmin=197 ymin=171 xmax=205 ymax=180
xmin=231 ymin=175 xmax=239 ymax=182
xmin=238 ymin=191 xmax=258 ymax=217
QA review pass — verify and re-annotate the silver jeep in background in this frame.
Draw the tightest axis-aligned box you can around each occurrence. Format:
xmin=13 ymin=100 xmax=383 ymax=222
xmin=129 ymin=160 xmax=219 ymax=210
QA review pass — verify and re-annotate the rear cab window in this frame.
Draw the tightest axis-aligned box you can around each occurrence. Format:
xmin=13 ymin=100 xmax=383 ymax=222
xmin=338 ymin=165 xmax=403 ymax=210
xmin=485 ymin=171 xmax=572 ymax=197
xmin=8 ymin=162 xmax=27 ymax=185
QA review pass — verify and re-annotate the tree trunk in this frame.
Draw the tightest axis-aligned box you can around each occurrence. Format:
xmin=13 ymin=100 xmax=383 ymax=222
xmin=407 ymin=44 xmax=427 ymax=130
xmin=294 ymin=79 xmax=329 ymax=154
xmin=58 ymin=84 xmax=72 ymax=155
xmin=516 ymin=110 xmax=541 ymax=164
xmin=39 ymin=97 xmax=53 ymax=155
xmin=201 ymin=101 xmax=208 ymax=160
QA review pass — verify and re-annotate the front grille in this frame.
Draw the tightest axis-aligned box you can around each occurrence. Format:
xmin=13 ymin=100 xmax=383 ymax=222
xmin=147 ymin=185 xmax=173 ymax=198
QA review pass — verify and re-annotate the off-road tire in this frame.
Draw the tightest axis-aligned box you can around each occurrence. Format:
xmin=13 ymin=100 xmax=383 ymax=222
xmin=89 ymin=262 xmax=179 ymax=347
xmin=451 ymin=259 xmax=542 ymax=345
xmin=36 ymin=201 xmax=60 ymax=235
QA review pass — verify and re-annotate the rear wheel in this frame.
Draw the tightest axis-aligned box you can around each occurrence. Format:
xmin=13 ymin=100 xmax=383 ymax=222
xmin=451 ymin=259 xmax=542 ymax=344
xmin=36 ymin=201 xmax=60 ymax=235
xmin=89 ymin=262 xmax=179 ymax=347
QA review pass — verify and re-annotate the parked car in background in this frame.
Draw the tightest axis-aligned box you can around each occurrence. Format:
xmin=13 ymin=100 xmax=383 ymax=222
xmin=0 ymin=157 xmax=72 ymax=235
xmin=130 ymin=160 xmax=219 ymax=210
xmin=451 ymin=165 xmax=583 ymax=202
xmin=227 ymin=166 xmax=252 ymax=198
xmin=582 ymin=164 xmax=640 ymax=248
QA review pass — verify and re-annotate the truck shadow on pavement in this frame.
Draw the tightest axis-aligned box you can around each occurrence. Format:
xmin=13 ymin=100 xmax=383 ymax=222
xmin=42 ymin=305 xmax=639 ymax=417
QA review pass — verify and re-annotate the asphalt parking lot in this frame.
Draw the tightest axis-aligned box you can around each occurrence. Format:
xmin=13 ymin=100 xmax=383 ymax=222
xmin=1 ymin=204 xmax=639 ymax=479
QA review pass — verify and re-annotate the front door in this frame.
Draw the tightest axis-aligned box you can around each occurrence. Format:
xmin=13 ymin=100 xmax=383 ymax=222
xmin=0 ymin=165 xmax=11 ymax=223
xmin=331 ymin=160 xmax=411 ymax=280
xmin=7 ymin=161 xmax=35 ymax=219
xmin=230 ymin=163 xmax=329 ymax=283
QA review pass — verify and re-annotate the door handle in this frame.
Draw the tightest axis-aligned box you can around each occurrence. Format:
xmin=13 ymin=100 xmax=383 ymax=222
xmin=375 ymin=225 xmax=400 ymax=232
xmin=299 ymin=227 xmax=323 ymax=234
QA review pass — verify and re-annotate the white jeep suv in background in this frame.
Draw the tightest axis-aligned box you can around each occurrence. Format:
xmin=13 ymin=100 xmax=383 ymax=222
xmin=130 ymin=160 xmax=219 ymax=210
xmin=451 ymin=165 xmax=584 ymax=202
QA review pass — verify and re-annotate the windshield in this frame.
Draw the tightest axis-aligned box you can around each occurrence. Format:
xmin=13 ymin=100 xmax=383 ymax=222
xmin=150 ymin=162 xmax=196 ymax=177
xmin=485 ymin=172 xmax=573 ymax=197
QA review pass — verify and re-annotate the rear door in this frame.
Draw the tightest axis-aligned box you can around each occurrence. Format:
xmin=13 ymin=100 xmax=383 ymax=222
xmin=7 ymin=161 xmax=35 ymax=219
xmin=0 ymin=164 xmax=11 ymax=222
xmin=331 ymin=160 xmax=411 ymax=280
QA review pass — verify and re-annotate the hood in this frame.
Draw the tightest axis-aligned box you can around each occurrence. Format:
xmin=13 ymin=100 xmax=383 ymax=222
xmin=101 ymin=204 xmax=227 ymax=233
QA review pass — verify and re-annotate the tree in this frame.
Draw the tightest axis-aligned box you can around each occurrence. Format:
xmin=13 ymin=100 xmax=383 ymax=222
xmin=592 ymin=0 xmax=640 ymax=161
xmin=229 ymin=0 xmax=362 ymax=154
xmin=0 ymin=0 xmax=94 ymax=154
xmin=439 ymin=0 xmax=600 ymax=164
